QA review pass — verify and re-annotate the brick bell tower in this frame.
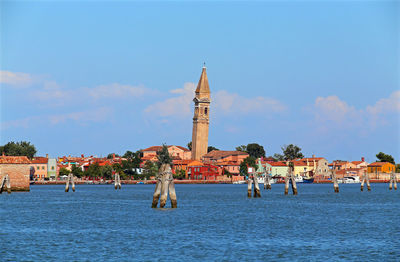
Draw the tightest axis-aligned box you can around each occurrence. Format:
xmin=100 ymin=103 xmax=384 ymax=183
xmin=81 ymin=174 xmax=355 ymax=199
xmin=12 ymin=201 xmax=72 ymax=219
xmin=191 ymin=65 xmax=211 ymax=160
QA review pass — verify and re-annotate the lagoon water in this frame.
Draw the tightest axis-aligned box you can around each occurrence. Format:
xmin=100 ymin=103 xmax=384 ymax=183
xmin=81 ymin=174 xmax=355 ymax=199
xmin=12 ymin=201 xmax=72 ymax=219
xmin=1 ymin=184 xmax=399 ymax=261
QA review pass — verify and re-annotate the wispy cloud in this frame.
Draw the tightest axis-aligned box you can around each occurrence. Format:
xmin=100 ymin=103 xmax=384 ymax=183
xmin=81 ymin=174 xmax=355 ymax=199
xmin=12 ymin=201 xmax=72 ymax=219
xmin=84 ymin=83 xmax=152 ymax=100
xmin=1 ymin=107 xmax=113 ymax=130
xmin=0 ymin=71 xmax=34 ymax=87
xmin=309 ymin=91 xmax=400 ymax=130
xmin=214 ymin=90 xmax=287 ymax=115
xmin=144 ymin=82 xmax=287 ymax=120
xmin=144 ymin=82 xmax=196 ymax=118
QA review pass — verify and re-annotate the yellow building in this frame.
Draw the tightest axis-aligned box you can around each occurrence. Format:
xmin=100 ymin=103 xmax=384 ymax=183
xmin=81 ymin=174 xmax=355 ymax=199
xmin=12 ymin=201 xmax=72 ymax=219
xmin=292 ymin=157 xmax=330 ymax=178
xmin=367 ymin=162 xmax=396 ymax=173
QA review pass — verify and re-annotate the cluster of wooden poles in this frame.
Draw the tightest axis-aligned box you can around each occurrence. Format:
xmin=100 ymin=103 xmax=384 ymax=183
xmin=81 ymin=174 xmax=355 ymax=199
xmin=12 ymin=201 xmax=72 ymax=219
xmin=151 ymin=164 xmax=177 ymax=208
xmin=247 ymin=169 xmax=399 ymax=197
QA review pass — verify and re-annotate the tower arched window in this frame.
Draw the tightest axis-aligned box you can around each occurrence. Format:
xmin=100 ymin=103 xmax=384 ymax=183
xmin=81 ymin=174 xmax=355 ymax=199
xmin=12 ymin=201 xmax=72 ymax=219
xmin=205 ymin=107 xmax=208 ymax=115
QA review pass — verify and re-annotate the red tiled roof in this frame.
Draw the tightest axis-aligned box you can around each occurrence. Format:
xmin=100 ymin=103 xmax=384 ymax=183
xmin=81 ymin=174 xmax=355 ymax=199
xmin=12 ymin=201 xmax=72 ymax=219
xmin=269 ymin=161 xmax=287 ymax=166
xmin=351 ymin=161 xmax=366 ymax=165
xmin=0 ymin=156 xmax=31 ymax=164
xmin=31 ymin=157 xmax=48 ymax=164
xmin=368 ymin=162 xmax=393 ymax=167
xmin=203 ymin=150 xmax=248 ymax=159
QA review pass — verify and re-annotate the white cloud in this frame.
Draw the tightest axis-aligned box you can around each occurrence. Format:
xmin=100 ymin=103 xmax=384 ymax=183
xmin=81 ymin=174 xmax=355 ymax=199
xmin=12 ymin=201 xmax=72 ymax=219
xmin=144 ymin=82 xmax=287 ymax=120
xmin=144 ymin=82 xmax=196 ymax=118
xmin=366 ymin=91 xmax=400 ymax=115
xmin=0 ymin=71 xmax=34 ymax=87
xmin=214 ymin=90 xmax=287 ymax=114
xmin=313 ymin=95 xmax=360 ymax=124
xmin=310 ymin=91 xmax=400 ymax=129
xmin=49 ymin=107 xmax=113 ymax=124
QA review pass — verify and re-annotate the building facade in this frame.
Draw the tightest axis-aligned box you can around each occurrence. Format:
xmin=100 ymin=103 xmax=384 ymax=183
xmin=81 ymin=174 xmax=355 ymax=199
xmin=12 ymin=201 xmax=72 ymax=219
xmin=0 ymin=155 xmax=31 ymax=191
xmin=191 ymin=66 xmax=211 ymax=160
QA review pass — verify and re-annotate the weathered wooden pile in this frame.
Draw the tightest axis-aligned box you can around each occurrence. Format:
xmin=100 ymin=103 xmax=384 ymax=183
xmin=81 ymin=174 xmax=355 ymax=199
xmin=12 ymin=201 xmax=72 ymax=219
xmin=0 ymin=174 xmax=11 ymax=194
xmin=360 ymin=171 xmax=371 ymax=191
xmin=65 ymin=173 xmax=75 ymax=192
xmin=389 ymin=172 xmax=397 ymax=190
xmin=114 ymin=173 xmax=121 ymax=190
xmin=152 ymin=164 xmax=177 ymax=208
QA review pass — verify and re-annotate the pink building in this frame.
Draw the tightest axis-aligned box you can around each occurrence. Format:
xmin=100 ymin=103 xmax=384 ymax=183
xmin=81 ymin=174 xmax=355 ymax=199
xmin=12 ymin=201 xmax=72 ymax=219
xmin=142 ymin=145 xmax=191 ymax=160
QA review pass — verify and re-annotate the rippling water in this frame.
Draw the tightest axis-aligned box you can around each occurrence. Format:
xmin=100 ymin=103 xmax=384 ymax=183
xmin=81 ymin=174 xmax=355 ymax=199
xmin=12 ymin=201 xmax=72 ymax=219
xmin=1 ymin=184 xmax=399 ymax=261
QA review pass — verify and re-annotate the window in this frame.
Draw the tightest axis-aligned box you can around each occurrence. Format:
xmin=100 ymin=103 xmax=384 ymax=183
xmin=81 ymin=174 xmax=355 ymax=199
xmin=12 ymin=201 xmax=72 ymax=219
xmin=42 ymin=166 xmax=45 ymax=170
xmin=51 ymin=166 xmax=55 ymax=170
xmin=205 ymin=107 xmax=208 ymax=115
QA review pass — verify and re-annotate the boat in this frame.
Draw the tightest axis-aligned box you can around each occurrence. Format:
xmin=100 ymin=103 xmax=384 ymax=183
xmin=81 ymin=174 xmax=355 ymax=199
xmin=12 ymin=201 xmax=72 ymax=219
xmin=302 ymin=177 xmax=314 ymax=183
xmin=257 ymin=176 xmax=275 ymax=185
xmin=338 ymin=176 xmax=360 ymax=184
xmin=233 ymin=180 xmax=246 ymax=184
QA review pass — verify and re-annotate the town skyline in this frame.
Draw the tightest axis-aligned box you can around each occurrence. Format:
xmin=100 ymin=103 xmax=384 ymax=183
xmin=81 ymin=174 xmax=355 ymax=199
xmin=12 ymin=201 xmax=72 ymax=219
xmin=1 ymin=1 xmax=399 ymax=162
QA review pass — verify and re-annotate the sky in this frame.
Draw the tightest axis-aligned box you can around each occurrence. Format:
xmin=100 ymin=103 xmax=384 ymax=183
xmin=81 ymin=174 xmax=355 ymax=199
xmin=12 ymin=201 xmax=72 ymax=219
xmin=0 ymin=0 xmax=399 ymax=163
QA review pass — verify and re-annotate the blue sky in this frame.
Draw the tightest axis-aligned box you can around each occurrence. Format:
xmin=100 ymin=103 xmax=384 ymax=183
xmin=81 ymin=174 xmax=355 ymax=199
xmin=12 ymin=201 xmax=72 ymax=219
xmin=1 ymin=0 xmax=399 ymax=162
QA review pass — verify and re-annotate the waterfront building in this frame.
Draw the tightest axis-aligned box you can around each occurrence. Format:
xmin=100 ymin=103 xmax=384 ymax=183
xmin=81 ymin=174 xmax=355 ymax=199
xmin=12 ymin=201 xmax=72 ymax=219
xmin=329 ymin=160 xmax=356 ymax=170
xmin=31 ymin=157 xmax=48 ymax=180
xmin=191 ymin=65 xmax=211 ymax=160
xmin=293 ymin=157 xmax=329 ymax=177
xmin=187 ymin=163 xmax=220 ymax=180
xmin=47 ymin=156 xmax=57 ymax=180
xmin=270 ymin=161 xmax=289 ymax=177
xmin=367 ymin=162 xmax=396 ymax=174
xmin=0 ymin=154 xmax=31 ymax=191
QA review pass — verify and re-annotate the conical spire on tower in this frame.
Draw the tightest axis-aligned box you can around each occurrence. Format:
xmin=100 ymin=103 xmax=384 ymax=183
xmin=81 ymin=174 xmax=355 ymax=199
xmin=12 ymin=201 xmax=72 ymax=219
xmin=195 ymin=66 xmax=210 ymax=99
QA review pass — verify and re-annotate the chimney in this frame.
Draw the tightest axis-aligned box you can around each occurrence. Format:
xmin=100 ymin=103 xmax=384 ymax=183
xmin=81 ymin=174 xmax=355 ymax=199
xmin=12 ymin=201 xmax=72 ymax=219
xmin=46 ymin=154 xmax=49 ymax=158
xmin=81 ymin=154 xmax=84 ymax=158
xmin=361 ymin=157 xmax=365 ymax=162
xmin=2 ymin=152 xmax=4 ymax=157
xmin=312 ymin=154 xmax=316 ymax=158
xmin=113 ymin=153 xmax=115 ymax=159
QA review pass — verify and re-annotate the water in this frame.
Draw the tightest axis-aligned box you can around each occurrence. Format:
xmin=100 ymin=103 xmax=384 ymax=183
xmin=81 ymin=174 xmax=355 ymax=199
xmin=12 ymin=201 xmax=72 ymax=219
xmin=1 ymin=184 xmax=399 ymax=261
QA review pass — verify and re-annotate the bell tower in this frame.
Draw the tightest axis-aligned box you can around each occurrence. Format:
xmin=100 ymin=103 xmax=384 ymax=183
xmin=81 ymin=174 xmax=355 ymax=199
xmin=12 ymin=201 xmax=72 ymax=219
xmin=191 ymin=65 xmax=211 ymax=160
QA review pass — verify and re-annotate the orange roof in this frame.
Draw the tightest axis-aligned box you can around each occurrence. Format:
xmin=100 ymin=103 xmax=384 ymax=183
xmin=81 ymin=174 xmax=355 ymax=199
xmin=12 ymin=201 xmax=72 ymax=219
xmin=31 ymin=157 xmax=48 ymax=164
xmin=269 ymin=161 xmax=288 ymax=167
xmin=203 ymin=150 xmax=248 ymax=159
xmin=0 ymin=156 xmax=31 ymax=164
xmin=351 ymin=161 xmax=365 ymax=165
xmin=368 ymin=162 xmax=393 ymax=167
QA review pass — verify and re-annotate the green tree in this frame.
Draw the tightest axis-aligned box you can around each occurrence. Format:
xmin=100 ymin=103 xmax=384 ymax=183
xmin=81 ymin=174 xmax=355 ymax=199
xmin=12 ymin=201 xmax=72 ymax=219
xmin=142 ymin=161 xmax=159 ymax=179
xmin=0 ymin=141 xmax=37 ymax=159
xmin=107 ymin=153 xmax=119 ymax=159
xmin=100 ymin=165 xmax=113 ymax=179
xmin=207 ymin=146 xmax=219 ymax=153
xmin=281 ymin=144 xmax=304 ymax=160
xmin=187 ymin=142 xmax=192 ymax=151
xmin=376 ymin=152 xmax=395 ymax=164
xmin=157 ymin=144 xmax=172 ymax=166
xmin=71 ymin=164 xmax=84 ymax=178
xmin=236 ymin=145 xmax=247 ymax=152
xmin=59 ymin=167 xmax=70 ymax=177
xmin=112 ymin=163 xmax=125 ymax=179
xmin=223 ymin=168 xmax=232 ymax=178
xmin=246 ymin=143 xmax=266 ymax=158
xmin=84 ymin=163 xmax=101 ymax=178
xmin=396 ymin=164 xmax=400 ymax=173
xmin=273 ymin=153 xmax=285 ymax=161
xmin=239 ymin=156 xmax=257 ymax=177
xmin=173 ymin=168 xmax=186 ymax=180
xmin=123 ymin=150 xmax=135 ymax=159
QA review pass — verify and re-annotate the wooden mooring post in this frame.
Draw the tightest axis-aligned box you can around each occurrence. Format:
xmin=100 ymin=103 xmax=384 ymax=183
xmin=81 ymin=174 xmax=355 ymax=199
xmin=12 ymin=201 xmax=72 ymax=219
xmin=389 ymin=172 xmax=397 ymax=190
xmin=151 ymin=164 xmax=177 ymax=208
xmin=65 ymin=173 xmax=75 ymax=192
xmin=114 ymin=173 xmax=121 ymax=190
xmin=0 ymin=174 xmax=11 ymax=194
xmin=247 ymin=166 xmax=261 ymax=198
xmin=285 ymin=165 xmax=297 ymax=195
xmin=360 ymin=171 xmax=371 ymax=191
xmin=331 ymin=169 xmax=339 ymax=193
